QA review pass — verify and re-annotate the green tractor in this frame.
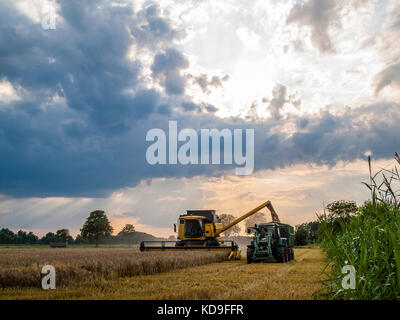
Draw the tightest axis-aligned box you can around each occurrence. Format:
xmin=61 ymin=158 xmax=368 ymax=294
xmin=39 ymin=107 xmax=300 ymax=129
xmin=246 ymin=222 xmax=295 ymax=263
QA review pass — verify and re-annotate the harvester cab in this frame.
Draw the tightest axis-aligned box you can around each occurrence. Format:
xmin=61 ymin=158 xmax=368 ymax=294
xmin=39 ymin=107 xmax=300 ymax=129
xmin=174 ymin=210 xmax=223 ymax=246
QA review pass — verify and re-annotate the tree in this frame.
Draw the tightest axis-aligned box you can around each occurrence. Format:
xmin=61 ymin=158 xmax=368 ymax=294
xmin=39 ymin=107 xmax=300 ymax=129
xmin=74 ymin=234 xmax=89 ymax=244
xmin=80 ymin=210 xmax=113 ymax=247
xmin=295 ymin=224 xmax=309 ymax=246
xmin=326 ymin=200 xmax=358 ymax=219
xmin=294 ymin=221 xmax=321 ymax=245
xmin=0 ymin=228 xmax=16 ymax=244
xmin=40 ymin=232 xmax=57 ymax=244
xmin=55 ymin=229 xmax=73 ymax=243
xmin=219 ymin=214 xmax=240 ymax=237
xmin=244 ymin=211 xmax=267 ymax=230
xmin=26 ymin=231 xmax=39 ymax=244
xmin=308 ymin=221 xmax=320 ymax=242
xmin=117 ymin=224 xmax=136 ymax=244
xmin=324 ymin=200 xmax=358 ymax=234
xmin=16 ymin=230 xmax=28 ymax=244
xmin=118 ymin=224 xmax=135 ymax=236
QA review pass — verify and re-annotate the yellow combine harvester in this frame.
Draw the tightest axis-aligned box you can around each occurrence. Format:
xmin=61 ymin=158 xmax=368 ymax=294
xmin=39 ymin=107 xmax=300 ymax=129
xmin=140 ymin=200 xmax=280 ymax=260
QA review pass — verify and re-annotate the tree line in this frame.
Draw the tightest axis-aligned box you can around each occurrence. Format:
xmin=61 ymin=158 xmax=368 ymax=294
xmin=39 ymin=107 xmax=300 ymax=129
xmin=294 ymin=200 xmax=358 ymax=245
xmin=1 ymin=202 xmax=356 ymax=246
xmin=0 ymin=210 xmax=138 ymax=247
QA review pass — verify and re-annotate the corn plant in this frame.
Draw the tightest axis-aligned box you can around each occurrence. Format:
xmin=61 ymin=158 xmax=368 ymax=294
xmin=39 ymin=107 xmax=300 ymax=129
xmin=317 ymin=153 xmax=400 ymax=299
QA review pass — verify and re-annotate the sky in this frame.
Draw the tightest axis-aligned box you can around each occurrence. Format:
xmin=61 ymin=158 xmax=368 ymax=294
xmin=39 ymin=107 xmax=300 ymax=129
xmin=1 ymin=0 xmax=400 ymax=237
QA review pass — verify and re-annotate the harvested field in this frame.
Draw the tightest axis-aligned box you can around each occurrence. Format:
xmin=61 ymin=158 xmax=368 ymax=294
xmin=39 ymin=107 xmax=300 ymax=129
xmin=0 ymin=248 xmax=229 ymax=288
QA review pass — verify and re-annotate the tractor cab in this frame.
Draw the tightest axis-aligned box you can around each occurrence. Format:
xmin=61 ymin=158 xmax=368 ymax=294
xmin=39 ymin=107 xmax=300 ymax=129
xmin=246 ymin=222 xmax=295 ymax=263
xmin=254 ymin=222 xmax=294 ymax=244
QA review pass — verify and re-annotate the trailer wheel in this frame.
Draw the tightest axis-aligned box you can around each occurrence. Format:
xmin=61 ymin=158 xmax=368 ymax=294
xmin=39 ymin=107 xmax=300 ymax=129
xmin=285 ymin=247 xmax=289 ymax=262
xmin=289 ymin=249 xmax=294 ymax=261
xmin=246 ymin=246 xmax=254 ymax=264
xmin=276 ymin=245 xmax=286 ymax=263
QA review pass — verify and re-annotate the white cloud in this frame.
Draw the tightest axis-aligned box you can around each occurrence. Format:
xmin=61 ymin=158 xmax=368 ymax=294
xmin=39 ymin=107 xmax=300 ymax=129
xmin=150 ymin=0 xmax=397 ymax=118
xmin=0 ymin=78 xmax=21 ymax=105
xmin=12 ymin=0 xmax=62 ymax=25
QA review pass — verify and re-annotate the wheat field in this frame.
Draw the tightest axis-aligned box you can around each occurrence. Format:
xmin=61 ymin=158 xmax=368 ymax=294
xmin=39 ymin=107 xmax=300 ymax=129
xmin=0 ymin=247 xmax=326 ymax=299
xmin=0 ymin=248 xmax=229 ymax=288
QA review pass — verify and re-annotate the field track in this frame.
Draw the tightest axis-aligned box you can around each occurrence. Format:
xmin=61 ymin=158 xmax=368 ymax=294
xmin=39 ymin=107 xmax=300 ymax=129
xmin=0 ymin=247 xmax=326 ymax=299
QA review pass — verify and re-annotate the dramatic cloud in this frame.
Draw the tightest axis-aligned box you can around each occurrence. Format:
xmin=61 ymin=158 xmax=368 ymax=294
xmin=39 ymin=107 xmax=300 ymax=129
xmin=151 ymin=48 xmax=189 ymax=95
xmin=0 ymin=0 xmax=399 ymax=202
xmin=2 ymin=0 xmax=400 ymax=237
xmin=286 ymin=0 xmax=339 ymax=53
xmin=373 ymin=62 xmax=400 ymax=94
xmin=261 ymin=84 xmax=301 ymax=120
xmin=187 ymin=73 xmax=230 ymax=94
xmin=129 ymin=3 xmax=185 ymax=50
xmin=266 ymin=84 xmax=287 ymax=120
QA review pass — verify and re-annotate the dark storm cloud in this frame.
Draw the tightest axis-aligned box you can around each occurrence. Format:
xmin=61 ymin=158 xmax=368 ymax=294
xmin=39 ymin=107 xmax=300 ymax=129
xmin=253 ymin=102 xmax=400 ymax=171
xmin=129 ymin=3 xmax=185 ymax=49
xmin=151 ymin=48 xmax=189 ymax=95
xmin=0 ymin=0 xmax=171 ymax=196
xmin=144 ymin=103 xmax=400 ymax=176
xmin=0 ymin=0 xmax=400 ymax=198
xmin=1 ymin=0 xmax=147 ymax=132
xmin=181 ymin=101 xmax=198 ymax=111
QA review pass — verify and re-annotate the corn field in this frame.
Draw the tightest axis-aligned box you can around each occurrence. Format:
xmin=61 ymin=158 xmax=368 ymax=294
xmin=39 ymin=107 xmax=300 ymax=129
xmin=318 ymin=154 xmax=400 ymax=299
